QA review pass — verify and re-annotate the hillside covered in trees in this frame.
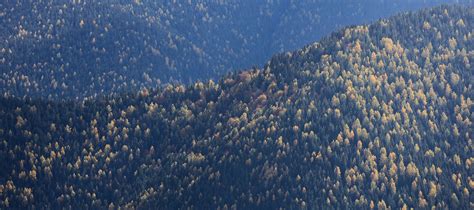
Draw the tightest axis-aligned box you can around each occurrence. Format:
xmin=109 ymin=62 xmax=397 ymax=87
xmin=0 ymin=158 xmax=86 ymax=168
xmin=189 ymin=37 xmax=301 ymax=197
xmin=0 ymin=4 xmax=473 ymax=209
xmin=1 ymin=0 xmax=472 ymax=99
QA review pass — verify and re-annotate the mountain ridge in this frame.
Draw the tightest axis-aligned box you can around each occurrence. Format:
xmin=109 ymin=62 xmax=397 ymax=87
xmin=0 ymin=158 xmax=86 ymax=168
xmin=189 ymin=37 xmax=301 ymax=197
xmin=2 ymin=0 xmax=472 ymax=99
xmin=0 ymin=4 xmax=473 ymax=209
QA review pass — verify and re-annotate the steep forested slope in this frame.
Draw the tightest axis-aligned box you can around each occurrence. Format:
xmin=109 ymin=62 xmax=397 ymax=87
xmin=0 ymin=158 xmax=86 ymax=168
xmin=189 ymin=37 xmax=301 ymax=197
xmin=0 ymin=5 xmax=473 ymax=209
xmin=1 ymin=0 xmax=471 ymax=99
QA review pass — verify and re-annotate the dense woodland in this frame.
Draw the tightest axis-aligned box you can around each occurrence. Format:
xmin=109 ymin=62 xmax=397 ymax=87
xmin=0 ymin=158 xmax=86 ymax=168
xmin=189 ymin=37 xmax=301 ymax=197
xmin=0 ymin=4 xmax=473 ymax=210
xmin=1 ymin=0 xmax=470 ymax=99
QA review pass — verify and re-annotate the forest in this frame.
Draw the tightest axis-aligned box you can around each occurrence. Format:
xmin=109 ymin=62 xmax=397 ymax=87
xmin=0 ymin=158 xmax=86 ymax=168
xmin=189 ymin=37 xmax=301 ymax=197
xmin=0 ymin=4 xmax=473 ymax=209
xmin=1 ymin=0 xmax=469 ymax=99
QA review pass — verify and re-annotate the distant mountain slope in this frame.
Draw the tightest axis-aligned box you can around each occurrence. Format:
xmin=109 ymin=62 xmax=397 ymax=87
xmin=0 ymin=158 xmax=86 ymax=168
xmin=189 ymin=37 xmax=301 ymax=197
xmin=1 ymin=0 xmax=471 ymax=99
xmin=0 ymin=4 xmax=473 ymax=209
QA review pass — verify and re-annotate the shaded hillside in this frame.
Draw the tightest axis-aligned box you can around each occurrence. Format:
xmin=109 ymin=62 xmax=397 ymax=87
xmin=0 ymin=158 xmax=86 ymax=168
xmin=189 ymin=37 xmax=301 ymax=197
xmin=1 ymin=0 xmax=471 ymax=99
xmin=0 ymin=5 xmax=473 ymax=209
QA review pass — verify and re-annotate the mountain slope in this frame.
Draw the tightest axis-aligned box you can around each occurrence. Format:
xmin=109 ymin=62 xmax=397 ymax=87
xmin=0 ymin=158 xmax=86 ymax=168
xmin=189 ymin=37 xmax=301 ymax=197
xmin=1 ymin=0 xmax=471 ymax=99
xmin=0 ymin=5 xmax=473 ymax=209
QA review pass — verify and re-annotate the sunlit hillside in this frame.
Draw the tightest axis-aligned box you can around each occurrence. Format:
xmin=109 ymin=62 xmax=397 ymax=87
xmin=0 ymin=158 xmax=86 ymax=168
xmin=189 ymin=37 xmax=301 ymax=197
xmin=0 ymin=5 xmax=472 ymax=209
